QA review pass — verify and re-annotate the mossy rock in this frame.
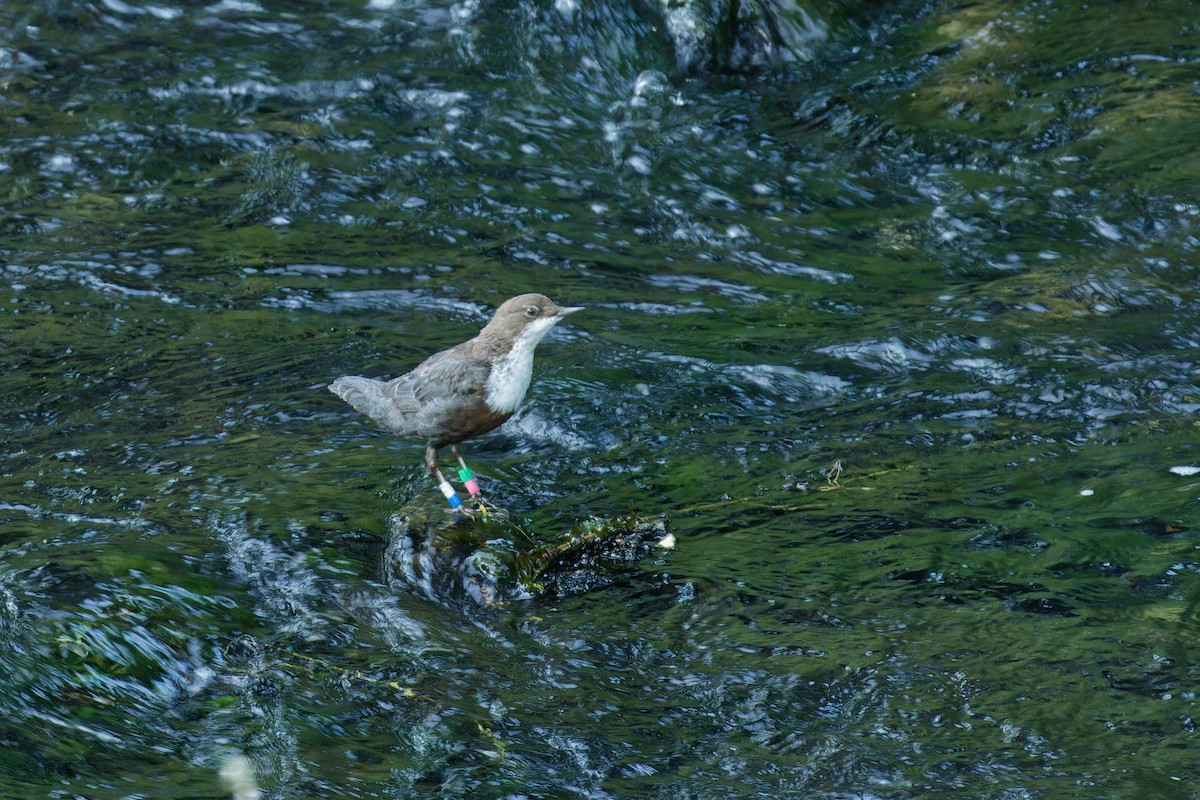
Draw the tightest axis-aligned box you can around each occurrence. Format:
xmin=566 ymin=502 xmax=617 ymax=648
xmin=384 ymin=506 xmax=670 ymax=605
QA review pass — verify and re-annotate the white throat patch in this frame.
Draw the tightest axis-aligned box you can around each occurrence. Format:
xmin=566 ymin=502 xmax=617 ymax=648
xmin=484 ymin=316 xmax=558 ymax=414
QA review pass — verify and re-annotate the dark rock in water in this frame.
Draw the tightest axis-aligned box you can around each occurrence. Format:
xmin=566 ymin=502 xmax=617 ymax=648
xmin=515 ymin=516 xmax=671 ymax=598
xmin=652 ymin=0 xmax=830 ymax=72
xmin=382 ymin=506 xmax=671 ymax=606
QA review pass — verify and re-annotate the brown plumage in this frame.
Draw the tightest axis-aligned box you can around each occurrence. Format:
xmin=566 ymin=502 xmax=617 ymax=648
xmin=329 ymin=293 xmax=581 ymax=505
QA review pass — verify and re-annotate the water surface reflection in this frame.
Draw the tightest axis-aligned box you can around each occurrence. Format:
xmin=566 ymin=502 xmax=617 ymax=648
xmin=2 ymin=0 xmax=1200 ymax=797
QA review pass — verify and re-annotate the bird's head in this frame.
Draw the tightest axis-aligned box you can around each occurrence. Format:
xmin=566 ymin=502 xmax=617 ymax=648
xmin=481 ymin=293 xmax=582 ymax=351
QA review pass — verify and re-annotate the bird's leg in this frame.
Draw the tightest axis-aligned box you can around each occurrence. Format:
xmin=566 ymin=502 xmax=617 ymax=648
xmin=450 ymin=445 xmax=493 ymax=517
xmin=450 ymin=445 xmax=481 ymax=497
xmin=426 ymin=445 xmax=463 ymax=510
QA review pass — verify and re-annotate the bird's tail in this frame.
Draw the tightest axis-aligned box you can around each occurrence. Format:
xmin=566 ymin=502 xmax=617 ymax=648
xmin=329 ymin=375 xmax=388 ymax=416
xmin=329 ymin=375 xmax=420 ymax=436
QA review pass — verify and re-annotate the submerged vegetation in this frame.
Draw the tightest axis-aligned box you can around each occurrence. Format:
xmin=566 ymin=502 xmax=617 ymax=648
xmin=1 ymin=0 xmax=1199 ymax=797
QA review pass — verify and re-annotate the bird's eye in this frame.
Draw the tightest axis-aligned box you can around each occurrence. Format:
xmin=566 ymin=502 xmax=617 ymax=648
xmin=524 ymin=306 xmax=539 ymax=318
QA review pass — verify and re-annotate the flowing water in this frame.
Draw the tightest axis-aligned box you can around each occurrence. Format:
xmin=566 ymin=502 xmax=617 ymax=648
xmin=2 ymin=0 xmax=1200 ymax=797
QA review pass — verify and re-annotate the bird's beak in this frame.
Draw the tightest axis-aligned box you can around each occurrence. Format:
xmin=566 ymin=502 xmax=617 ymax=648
xmin=556 ymin=306 xmax=583 ymax=318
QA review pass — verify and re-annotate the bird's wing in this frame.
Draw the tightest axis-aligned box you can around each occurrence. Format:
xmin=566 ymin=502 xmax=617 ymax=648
xmin=384 ymin=344 xmax=490 ymax=411
xmin=379 ymin=373 xmax=421 ymax=412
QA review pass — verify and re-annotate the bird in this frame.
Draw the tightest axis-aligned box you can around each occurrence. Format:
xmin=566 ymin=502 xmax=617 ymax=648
xmin=329 ymin=293 xmax=582 ymax=509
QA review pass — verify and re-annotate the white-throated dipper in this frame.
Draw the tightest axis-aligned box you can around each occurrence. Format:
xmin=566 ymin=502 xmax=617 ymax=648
xmin=329 ymin=293 xmax=582 ymax=509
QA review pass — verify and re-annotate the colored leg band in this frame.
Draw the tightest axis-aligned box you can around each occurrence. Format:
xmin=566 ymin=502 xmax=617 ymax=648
xmin=457 ymin=467 xmax=480 ymax=496
xmin=438 ymin=480 xmax=463 ymax=508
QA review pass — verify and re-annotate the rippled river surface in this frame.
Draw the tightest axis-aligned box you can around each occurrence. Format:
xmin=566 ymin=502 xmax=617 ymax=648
xmin=3 ymin=1 xmax=1200 ymax=797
